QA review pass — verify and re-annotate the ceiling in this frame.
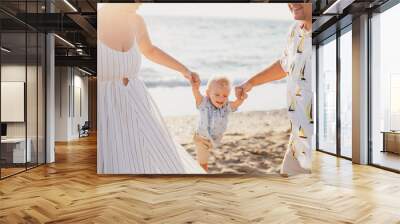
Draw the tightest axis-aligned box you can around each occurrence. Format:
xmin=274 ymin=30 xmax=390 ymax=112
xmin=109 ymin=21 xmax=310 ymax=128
xmin=1 ymin=0 xmax=98 ymax=74
xmin=1 ymin=0 xmax=395 ymax=75
xmin=312 ymin=0 xmax=391 ymax=44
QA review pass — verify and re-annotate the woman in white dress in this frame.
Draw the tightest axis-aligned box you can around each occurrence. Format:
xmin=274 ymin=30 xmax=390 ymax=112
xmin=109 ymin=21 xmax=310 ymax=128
xmin=97 ymin=3 xmax=205 ymax=174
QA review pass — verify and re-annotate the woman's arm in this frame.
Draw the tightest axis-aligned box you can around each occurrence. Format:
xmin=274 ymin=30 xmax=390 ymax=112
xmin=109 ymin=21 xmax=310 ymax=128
xmin=135 ymin=15 xmax=193 ymax=80
xmin=235 ymin=60 xmax=287 ymax=99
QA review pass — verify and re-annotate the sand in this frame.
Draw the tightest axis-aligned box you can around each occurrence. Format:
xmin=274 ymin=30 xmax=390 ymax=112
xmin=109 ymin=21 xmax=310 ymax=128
xmin=164 ymin=109 xmax=290 ymax=174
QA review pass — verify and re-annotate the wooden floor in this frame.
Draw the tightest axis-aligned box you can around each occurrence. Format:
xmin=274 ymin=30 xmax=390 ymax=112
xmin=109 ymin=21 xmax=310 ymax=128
xmin=1 ymin=167 xmax=26 ymax=178
xmin=372 ymin=150 xmax=400 ymax=171
xmin=1 ymin=135 xmax=400 ymax=224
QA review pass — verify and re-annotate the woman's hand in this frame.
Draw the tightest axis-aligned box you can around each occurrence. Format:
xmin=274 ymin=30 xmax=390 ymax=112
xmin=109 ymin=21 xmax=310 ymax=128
xmin=190 ymin=72 xmax=200 ymax=86
xmin=235 ymin=81 xmax=253 ymax=100
xmin=183 ymin=71 xmax=200 ymax=86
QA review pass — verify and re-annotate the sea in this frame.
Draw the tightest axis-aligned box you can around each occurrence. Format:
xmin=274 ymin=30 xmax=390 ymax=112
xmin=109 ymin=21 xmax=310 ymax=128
xmin=140 ymin=16 xmax=292 ymax=116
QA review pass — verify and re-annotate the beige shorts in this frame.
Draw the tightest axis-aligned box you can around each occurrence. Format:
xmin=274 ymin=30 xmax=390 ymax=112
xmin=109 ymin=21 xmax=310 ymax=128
xmin=193 ymin=133 xmax=213 ymax=164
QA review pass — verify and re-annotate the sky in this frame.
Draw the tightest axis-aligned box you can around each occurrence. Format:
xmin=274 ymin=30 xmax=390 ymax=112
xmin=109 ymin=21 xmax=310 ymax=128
xmin=138 ymin=3 xmax=292 ymax=20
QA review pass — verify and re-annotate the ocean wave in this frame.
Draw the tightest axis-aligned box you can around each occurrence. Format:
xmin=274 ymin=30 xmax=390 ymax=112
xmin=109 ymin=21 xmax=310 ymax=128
xmin=140 ymin=15 xmax=289 ymax=89
xmin=144 ymin=80 xmax=193 ymax=88
xmin=144 ymin=78 xmax=286 ymax=88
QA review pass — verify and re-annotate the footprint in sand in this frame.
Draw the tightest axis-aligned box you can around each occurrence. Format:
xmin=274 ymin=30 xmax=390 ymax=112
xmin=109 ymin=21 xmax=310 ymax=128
xmin=225 ymin=132 xmax=244 ymax=137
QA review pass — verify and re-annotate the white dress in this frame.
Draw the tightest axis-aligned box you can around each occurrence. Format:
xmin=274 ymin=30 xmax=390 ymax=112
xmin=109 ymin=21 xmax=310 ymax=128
xmin=97 ymin=39 xmax=205 ymax=174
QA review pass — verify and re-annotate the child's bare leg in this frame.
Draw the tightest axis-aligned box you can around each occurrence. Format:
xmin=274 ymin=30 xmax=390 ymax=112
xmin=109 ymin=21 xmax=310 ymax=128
xmin=193 ymin=134 xmax=212 ymax=172
xmin=200 ymin=163 xmax=208 ymax=171
xmin=195 ymin=143 xmax=210 ymax=171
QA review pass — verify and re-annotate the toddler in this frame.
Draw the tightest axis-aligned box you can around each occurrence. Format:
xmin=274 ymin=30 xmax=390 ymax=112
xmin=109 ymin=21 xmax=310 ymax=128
xmin=191 ymin=75 xmax=247 ymax=171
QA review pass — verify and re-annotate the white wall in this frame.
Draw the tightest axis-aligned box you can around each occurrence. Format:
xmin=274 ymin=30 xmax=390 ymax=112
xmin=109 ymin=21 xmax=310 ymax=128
xmin=70 ymin=73 xmax=89 ymax=138
xmin=1 ymin=65 xmax=36 ymax=138
xmin=1 ymin=63 xmax=46 ymax=164
xmin=55 ymin=66 xmax=70 ymax=141
xmin=54 ymin=67 xmax=89 ymax=141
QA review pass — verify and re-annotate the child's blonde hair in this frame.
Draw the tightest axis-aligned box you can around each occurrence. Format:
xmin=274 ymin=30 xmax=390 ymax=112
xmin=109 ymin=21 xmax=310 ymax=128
xmin=206 ymin=75 xmax=231 ymax=91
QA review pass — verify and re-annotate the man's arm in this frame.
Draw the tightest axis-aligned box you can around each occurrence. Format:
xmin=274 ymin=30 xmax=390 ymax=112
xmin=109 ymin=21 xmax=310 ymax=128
xmin=247 ymin=60 xmax=287 ymax=86
xmin=236 ymin=60 xmax=287 ymax=99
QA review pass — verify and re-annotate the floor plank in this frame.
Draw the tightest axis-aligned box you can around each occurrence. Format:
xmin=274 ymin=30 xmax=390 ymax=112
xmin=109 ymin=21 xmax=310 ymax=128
xmin=0 ymin=135 xmax=400 ymax=223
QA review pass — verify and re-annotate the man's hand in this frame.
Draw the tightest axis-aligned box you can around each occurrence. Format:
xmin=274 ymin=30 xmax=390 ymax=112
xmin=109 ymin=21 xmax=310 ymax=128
xmin=231 ymin=88 xmax=248 ymax=111
xmin=235 ymin=81 xmax=253 ymax=100
xmin=238 ymin=92 xmax=248 ymax=101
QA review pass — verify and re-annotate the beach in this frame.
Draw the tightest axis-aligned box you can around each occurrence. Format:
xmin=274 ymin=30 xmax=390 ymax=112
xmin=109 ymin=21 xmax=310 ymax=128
xmin=165 ymin=109 xmax=290 ymax=174
xmin=142 ymin=14 xmax=292 ymax=174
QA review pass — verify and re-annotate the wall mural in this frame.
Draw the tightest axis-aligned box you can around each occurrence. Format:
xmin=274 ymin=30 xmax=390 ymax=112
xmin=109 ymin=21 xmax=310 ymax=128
xmin=97 ymin=3 xmax=313 ymax=175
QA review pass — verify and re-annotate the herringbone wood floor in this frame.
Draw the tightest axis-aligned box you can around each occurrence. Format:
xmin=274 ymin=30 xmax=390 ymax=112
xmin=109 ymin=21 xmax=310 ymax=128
xmin=1 ymin=135 xmax=400 ymax=224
